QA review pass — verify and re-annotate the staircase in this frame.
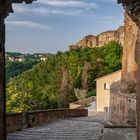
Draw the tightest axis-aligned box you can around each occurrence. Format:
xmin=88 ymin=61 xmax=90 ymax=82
xmin=7 ymin=112 xmax=136 ymax=140
xmin=8 ymin=117 xmax=103 ymax=140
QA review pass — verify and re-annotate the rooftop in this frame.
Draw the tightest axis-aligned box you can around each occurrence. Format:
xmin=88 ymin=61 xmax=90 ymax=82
xmin=94 ymin=70 xmax=121 ymax=81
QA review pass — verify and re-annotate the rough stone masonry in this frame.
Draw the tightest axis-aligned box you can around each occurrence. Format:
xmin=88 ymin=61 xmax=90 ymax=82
xmin=117 ymin=0 xmax=140 ymax=140
xmin=0 ymin=1 xmax=36 ymax=139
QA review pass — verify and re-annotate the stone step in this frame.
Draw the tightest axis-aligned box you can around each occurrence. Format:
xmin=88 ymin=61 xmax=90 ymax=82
xmin=101 ymin=128 xmax=136 ymax=140
xmin=8 ymin=117 xmax=103 ymax=140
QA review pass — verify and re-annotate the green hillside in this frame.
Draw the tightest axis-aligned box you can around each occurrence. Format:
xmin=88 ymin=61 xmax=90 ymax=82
xmin=6 ymin=41 xmax=122 ymax=112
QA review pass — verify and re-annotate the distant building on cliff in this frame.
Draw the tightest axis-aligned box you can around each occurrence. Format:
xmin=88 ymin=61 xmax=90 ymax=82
xmin=69 ymin=26 xmax=124 ymax=50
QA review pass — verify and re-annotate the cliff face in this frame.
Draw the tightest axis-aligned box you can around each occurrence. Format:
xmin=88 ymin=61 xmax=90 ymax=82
xmin=69 ymin=13 xmax=138 ymax=90
xmin=121 ymin=13 xmax=138 ymax=83
xmin=69 ymin=26 xmax=124 ymax=50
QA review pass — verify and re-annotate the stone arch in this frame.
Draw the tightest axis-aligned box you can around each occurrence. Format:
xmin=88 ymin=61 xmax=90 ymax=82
xmin=118 ymin=1 xmax=140 ymax=140
xmin=0 ymin=0 xmax=140 ymax=140
xmin=0 ymin=1 xmax=35 ymax=139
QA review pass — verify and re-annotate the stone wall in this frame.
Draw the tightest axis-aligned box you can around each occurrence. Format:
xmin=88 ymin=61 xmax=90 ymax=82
xmin=69 ymin=96 xmax=95 ymax=109
xmin=6 ymin=109 xmax=88 ymax=133
xmin=6 ymin=113 xmax=22 ymax=133
xmin=117 ymin=1 xmax=140 ymax=139
xmin=69 ymin=26 xmax=124 ymax=50
xmin=109 ymin=13 xmax=138 ymax=127
xmin=109 ymin=82 xmax=136 ymax=126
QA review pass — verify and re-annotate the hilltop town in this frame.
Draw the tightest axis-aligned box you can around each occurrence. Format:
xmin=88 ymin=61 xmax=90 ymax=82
xmin=5 ymin=52 xmax=49 ymax=62
xmin=69 ymin=26 xmax=124 ymax=49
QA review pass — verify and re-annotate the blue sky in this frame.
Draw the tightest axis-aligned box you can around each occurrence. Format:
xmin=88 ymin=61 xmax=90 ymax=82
xmin=5 ymin=0 xmax=124 ymax=54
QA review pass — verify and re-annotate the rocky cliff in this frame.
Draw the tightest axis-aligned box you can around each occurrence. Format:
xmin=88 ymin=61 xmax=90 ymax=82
xmin=69 ymin=26 xmax=124 ymax=50
xmin=121 ymin=13 xmax=138 ymax=84
xmin=69 ymin=13 xmax=138 ymax=88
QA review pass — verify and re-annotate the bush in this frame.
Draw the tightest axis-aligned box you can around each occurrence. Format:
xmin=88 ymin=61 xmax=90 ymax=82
xmin=87 ymin=90 xmax=96 ymax=98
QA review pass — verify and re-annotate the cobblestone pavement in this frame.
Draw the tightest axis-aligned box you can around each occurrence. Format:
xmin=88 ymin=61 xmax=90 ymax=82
xmin=7 ymin=117 xmax=104 ymax=140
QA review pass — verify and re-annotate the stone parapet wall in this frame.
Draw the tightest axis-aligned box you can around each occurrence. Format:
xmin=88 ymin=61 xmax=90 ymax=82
xmin=69 ymin=103 xmax=83 ymax=109
xmin=6 ymin=113 xmax=22 ymax=133
xmin=109 ymin=82 xmax=136 ymax=126
xmin=69 ymin=96 xmax=95 ymax=109
xmin=7 ymin=109 xmax=88 ymax=133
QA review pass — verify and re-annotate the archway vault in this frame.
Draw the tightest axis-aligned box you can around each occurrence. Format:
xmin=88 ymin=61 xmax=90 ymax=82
xmin=118 ymin=0 xmax=140 ymax=26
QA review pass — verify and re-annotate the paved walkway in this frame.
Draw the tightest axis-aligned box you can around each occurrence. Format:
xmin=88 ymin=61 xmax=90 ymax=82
xmin=102 ymin=128 xmax=136 ymax=140
xmin=8 ymin=117 xmax=103 ymax=140
xmin=7 ymin=112 xmax=136 ymax=140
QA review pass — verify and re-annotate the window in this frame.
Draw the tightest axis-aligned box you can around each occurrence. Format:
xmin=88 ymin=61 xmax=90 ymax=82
xmin=89 ymin=41 xmax=93 ymax=47
xmin=104 ymin=83 xmax=109 ymax=90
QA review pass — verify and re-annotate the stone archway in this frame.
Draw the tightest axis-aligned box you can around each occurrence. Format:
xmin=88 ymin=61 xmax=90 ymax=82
xmin=0 ymin=0 xmax=140 ymax=140
xmin=118 ymin=0 xmax=140 ymax=139
xmin=0 ymin=1 xmax=35 ymax=139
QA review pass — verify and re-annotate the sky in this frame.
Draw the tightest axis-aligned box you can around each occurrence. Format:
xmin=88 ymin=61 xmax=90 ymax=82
xmin=5 ymin=0 xmax=124 ymax=54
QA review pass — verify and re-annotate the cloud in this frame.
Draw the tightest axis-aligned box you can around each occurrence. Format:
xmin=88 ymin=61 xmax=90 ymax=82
xmin=36 ymin=0 xmax=98 ymax=8
xmin=12 ymin=4 xmax=94 ymax=16
xmin=6 ymin=21 xmax=50 ymax=30
xmin=11 ymin=0 xmax=98 ymax=17
xmin=95 ymin=0 xmax=115 ymax=2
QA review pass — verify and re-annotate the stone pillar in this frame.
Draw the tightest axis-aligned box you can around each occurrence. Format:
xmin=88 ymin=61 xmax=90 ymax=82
xmin=122 ymin=13 xmax=138 ymax=83
xmin=0 ymin=17 xmax=6 ymax=140
xmin=121 ymin=13 xmax=138 ymax=93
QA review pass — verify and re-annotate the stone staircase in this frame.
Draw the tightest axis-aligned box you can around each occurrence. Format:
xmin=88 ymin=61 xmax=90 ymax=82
xmin=102 ymin=128 xmax=136 ymax=140
xmin=7 ymin=112 xmax=137 ymax=140
xmin=8 ymin=117 xmax=103 ymax=140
